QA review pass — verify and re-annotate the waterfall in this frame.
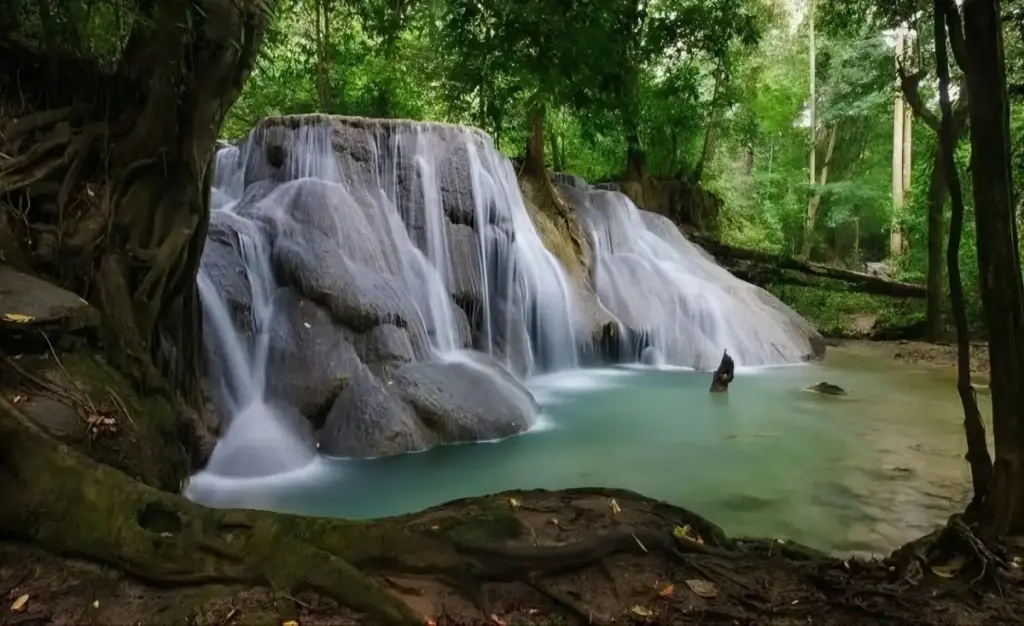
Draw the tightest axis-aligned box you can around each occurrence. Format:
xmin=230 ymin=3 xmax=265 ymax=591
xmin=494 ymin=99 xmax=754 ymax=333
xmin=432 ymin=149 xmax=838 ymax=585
xmin=194 ymin=115 xmax=819 ymax=480
xmin=563 ymin=184 xmax=811 ymax=369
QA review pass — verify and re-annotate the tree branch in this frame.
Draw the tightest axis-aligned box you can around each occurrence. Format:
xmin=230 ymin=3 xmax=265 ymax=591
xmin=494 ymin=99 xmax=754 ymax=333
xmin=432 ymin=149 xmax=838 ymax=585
xmin=940 ymin=0 xmax=969 ymax=73
xmin=896 ymin=62 xmax=941 ymax=132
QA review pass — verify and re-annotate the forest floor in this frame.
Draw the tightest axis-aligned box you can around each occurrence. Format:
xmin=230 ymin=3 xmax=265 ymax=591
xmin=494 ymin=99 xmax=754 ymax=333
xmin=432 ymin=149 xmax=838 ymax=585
xmin=3 ymin=488 xmax=1023 ymax=626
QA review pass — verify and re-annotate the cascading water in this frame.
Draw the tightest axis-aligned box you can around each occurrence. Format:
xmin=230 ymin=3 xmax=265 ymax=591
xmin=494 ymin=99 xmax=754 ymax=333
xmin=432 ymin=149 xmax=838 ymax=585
xmin=196 ymin=116 xmax=586 ymax=478
xmin=562 ymin=183 xmax=813 ymax=368
xmin=193 ymin=114 xmax=819 ymax=483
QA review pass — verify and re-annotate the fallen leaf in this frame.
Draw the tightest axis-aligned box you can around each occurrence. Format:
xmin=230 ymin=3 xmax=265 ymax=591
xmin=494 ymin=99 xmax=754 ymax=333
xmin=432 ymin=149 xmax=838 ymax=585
xmin=3 ymin=314 xmax=34 ymax=323
xmin=631 ymin=605 xmax=653 ymax=617
xmin=489 ymin=614 xmax=507 ymax=625
xmin=430 ymin=525 xmax=440 ymax=530
xmin=11 ymin=595 xmax=29 ymax=611
xmin=658 ymin=584 xmax=675 ymax=598
xmin=609 ymin=499 xmax=621 ymax=514
xmin=791 ymin=600 xmax=799 ymax=605
xmin=684 ymin=579 xmax=718 ymax=598
xmin=672 ymin=525 xmax=703 ymax=544
xmin=92 ymin=600 xmax=99 ymax=609
xmin=282 ymin=621 xmax=298 ymax=626
xmin=12 ymin=395 xmax=24 ymax=403
xmin=508 ymin=497 xmax=521 ymax=509
xmin=931 ymin=556 xmax=966 ymax=579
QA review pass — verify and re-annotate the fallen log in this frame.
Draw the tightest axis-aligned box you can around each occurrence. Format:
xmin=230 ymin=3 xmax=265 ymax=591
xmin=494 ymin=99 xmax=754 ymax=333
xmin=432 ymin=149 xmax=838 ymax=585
xmin=691 ymin=236 xmax=927 ymax=299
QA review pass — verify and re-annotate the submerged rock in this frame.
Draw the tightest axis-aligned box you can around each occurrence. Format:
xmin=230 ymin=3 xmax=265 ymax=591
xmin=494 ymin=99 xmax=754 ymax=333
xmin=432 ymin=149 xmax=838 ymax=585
xmin=805 ymin=382 xmax=847 ymax=396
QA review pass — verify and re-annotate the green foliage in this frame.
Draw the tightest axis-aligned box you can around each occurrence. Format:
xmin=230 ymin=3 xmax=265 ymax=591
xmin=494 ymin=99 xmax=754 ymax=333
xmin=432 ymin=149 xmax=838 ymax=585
xmin=217 ymin=0 xmax=1024 ymax=337
xmin=767 ymin=283 xmax=925 ymax=337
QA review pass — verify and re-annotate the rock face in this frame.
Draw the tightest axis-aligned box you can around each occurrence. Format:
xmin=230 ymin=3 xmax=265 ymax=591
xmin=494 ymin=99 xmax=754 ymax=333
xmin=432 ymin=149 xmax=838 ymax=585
xmin=201 ymin=115 xmax=545 ymax=460
xmin=199 ymin=114 xmax=824 ymax=465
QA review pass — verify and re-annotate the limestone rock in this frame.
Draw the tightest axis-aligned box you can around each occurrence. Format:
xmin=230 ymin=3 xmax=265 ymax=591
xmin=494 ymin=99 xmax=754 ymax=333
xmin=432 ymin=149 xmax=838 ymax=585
xmin=391 ymin=356 xmax=538 ymax=444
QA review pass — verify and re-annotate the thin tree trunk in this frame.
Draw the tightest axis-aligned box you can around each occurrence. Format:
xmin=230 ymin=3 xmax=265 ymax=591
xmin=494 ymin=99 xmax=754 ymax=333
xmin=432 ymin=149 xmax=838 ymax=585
xmin=892 ymin=30 xmax=907 ymax=256
xmin=936 ymin=0 xmax=994 ymax=518
xmin=801 ymin=124 xmax=838 ymax=258
xmin=524 ymin=103 xmax=547 ymax=179
xmin=961 ymin=0 xmax=1024 ymax=536
xmin=692 ymin=64 xmax=724 ymax=184
xmin=808 ymin=0 xmax=816 ymax=193
xmin=925 ymin=146 xmax=948 ymax=340
xmin=313 ymin=0 xmax=332 ymax=112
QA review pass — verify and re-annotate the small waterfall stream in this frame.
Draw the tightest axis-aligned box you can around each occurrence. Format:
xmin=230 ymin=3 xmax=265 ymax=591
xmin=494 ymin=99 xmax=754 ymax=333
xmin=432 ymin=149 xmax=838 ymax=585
xmin=194 ymin=115 xmax=818 ymax=481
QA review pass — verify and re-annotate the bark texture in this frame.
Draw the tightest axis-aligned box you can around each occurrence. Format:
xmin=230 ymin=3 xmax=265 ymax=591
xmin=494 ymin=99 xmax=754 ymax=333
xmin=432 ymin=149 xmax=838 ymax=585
xmin=935 ymin=0 xmax=993 ymax=518
xmin=0 ymin=0 xmax=268 ymax=428
xmin=960 ymin=0 xmax=1024 ymax=536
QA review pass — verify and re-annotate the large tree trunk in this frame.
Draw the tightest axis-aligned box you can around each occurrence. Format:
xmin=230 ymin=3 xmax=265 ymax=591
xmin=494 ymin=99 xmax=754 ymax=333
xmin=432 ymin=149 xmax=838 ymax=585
xmin=935 ymin=0 xmax=994 ymax=519
xmin=1 ymin=0 xmax=268 ymax=467
xmin=960 ymin=0 xmax=1024 ymax=536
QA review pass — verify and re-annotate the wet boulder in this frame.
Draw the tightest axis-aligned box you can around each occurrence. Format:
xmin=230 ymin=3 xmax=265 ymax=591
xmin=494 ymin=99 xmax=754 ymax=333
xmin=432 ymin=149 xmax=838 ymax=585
xmin=264 ymin=288 xmax=362 ymax=425
xmin=202 ymin=211 xmax=259 ymax=333
xmin=318 ymin=362 xmax=429 ymax=458
xmin=391 ymin=355 xmax=539 ymax=444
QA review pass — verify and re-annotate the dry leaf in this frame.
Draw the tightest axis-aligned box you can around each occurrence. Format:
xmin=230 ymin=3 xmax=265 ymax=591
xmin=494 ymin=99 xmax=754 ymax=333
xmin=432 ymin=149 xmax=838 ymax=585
xmin=685 ymin=579 xmax=718 ymax=598
xmin=658 ymin=584 xmax=675 ymax=598
xmin=609 ymin=498 xmax=621 ymax=514
xmin=931 ymin=556 xmax=966 ymax=579
xmin=430 ymin=525 xmax=440 ymax=530
xmin=508 ymin=497 xmax=521 ymax=509
xmin=92 ymin=600 xmax=99 ymax=609
xmin=11 ymin=595 xmax=29 ymax=611
xmin=630 ymin=605 xmax=653 ymax=617
xmin=3 ymin=314 xmax=34 ymax=323
xmin=489 ymin=614 xmax=507 ymax=626
xmin=12 ymin=395 xmax=24 ymax=403
xmin=282 ymin=621 xmax=298 ymax=626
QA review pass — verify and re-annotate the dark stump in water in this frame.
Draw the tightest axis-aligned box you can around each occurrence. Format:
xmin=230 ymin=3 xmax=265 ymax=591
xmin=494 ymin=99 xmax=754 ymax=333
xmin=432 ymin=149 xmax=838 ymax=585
xmin=709 ymin=350 xmax=735 ymax=392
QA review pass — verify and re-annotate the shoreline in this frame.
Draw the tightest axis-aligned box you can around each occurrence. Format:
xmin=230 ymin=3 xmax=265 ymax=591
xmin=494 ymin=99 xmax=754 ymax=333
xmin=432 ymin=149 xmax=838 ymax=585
xmin=2 ymin=487 xmax=1020 ymax=625
xmin=826 ymin=337 xmax=990 ymax=380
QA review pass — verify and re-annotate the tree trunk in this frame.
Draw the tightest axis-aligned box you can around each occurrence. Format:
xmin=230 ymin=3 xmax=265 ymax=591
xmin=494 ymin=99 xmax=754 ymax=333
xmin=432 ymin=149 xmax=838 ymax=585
xmin=961 ymin=0 xmax=1024 ymax=536
xmin=801 ymin=124 xmax=839 ymax=259
xmin=808 ymin=0 xmax=816 ymax=193
xmin=524 ymin=104 xmax=547 ymax=179
xmin=925 ymin=146 xmax=949 ymax=340
xmin=0 ymin=0 xmax=268 ymax=449
xmin=314 ymin=0 xmax=332 ymax=112
xmin=692 ymin=63 xmax=724 ymax=184
xmin=892 ymin=30 xmax=907 ymax=257
xmin=936 ymin=0 xmax=994 ymax=520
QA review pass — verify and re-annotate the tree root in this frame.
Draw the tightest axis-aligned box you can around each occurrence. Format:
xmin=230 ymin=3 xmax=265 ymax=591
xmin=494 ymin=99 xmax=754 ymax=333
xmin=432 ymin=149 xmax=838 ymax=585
xmin=0 ymin=390 xmax=726 ymax=625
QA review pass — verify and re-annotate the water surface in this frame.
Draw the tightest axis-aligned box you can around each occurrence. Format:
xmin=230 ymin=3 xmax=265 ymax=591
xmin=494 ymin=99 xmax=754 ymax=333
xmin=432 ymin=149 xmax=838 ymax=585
xmin=187 ymin=346 xmax=985 ymax=557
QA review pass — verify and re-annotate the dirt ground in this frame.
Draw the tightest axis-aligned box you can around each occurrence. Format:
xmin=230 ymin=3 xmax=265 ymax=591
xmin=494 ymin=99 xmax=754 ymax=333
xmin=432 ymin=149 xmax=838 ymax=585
xmin=2 ymin=488 xmax=1022 ymax=626
xmin=829 ymin=338 xmax=990 ymax=380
